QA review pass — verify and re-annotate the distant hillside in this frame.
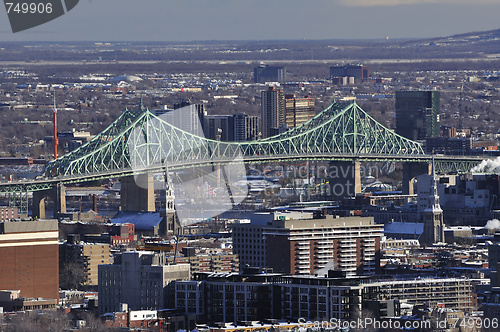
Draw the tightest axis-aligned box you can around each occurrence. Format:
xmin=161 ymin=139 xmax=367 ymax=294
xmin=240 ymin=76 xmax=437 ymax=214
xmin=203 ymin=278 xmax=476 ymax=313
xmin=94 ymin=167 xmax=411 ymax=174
xmin=0 ymin=28 xmax=500 ymax=63
xmin=413 ymin=28 xmax=500 ymax=47
xmin=394 ymin=28 xmax=500 ymax=57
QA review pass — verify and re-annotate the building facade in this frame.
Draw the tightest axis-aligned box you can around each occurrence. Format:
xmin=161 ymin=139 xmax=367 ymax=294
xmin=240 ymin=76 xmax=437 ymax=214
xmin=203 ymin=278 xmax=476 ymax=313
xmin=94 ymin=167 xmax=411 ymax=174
xmin=261 ymin=87 xmax=285 ymax=138
xmin=284 ymin=94 xmax=315 ymax=128
xmin=204 ymin=115 xmax=235 ymax=141
xmin=59 ymin=234 xmax=112 ymax=288
xmin=233 ymin=215 xmax=382 ymax=276
xmin=98 ymin=251 xmax=190 ymax=315
xmin=203 ymin=114 xmax=259 ymax=142
xmin=483 ymin=236 xmax=500 ymax=331
xmin=166 ymin=253 xmax=239 ymax=274
xmin=395 ymin=91 xmax=441 ymax=141
xmin=233 ymin=113 xmax=259 ymax=142
xmin=174 ymin=272 xmax=365 ymax=323
xmin=330 ymin=64 xmax=369 ymax=82
xmin=0 ymin=219 xmax=59 ymax=300
xmin=154 ymin=103 xmax=205 ymax=137
xmin=368 ymin=277 xmax=476 ymax=312
xmin=0 ymin=207 xmax=18 ymax=221
xmin=174 ymin=272 xmax=477 ymax=324
xmin=416 ymin=173 xmax=499 ymax=226
xmin=254 ymin=65 xmax=286 ymax=83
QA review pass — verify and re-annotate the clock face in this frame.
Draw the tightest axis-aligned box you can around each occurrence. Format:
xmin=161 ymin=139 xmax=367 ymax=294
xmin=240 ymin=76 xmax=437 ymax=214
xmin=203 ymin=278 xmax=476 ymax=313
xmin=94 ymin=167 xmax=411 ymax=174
xmin=4 ymin=0 xmax=79 ymax=33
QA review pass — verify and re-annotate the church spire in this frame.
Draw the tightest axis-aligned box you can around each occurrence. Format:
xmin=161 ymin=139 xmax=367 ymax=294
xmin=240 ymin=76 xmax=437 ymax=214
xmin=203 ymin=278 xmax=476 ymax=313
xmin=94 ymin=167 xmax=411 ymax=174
xmin=422 ymin=155 xmax=444 ymax=245
xmin=425 ymin=155 xmax=442 ymax=213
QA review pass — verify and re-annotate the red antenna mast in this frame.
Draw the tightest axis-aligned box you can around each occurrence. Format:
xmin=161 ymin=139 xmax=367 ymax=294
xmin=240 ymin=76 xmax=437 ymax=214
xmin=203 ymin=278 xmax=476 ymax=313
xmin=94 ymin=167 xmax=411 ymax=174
xmin=53 ymin=93 xmax=58 ymax=160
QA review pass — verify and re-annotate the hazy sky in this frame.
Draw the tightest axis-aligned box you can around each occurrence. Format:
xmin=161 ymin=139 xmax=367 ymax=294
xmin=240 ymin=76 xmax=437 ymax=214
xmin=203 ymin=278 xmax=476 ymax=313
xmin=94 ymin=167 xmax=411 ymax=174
xmin=1 ymin=0 xmax=499 ymax=42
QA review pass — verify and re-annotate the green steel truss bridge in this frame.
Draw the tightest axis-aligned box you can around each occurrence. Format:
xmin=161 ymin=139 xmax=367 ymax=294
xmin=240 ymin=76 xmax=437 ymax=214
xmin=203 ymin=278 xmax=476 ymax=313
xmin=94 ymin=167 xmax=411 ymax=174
xmin=0 ymin=101 xmax=486 ymax=213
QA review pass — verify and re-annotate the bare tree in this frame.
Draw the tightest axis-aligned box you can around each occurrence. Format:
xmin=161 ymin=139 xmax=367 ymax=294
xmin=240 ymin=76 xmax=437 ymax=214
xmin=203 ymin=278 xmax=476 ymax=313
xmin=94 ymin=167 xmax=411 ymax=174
xmin=60 ymin=261 xmax=87 ymax=290
xmin=4 ymin=311 xmax=70 ymax=332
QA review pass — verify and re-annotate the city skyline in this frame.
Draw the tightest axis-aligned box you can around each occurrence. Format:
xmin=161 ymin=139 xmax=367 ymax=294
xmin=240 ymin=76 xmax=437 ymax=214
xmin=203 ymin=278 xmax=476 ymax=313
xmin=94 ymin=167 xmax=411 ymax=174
xmin=0 ymin=0 xmax=499 ymax=42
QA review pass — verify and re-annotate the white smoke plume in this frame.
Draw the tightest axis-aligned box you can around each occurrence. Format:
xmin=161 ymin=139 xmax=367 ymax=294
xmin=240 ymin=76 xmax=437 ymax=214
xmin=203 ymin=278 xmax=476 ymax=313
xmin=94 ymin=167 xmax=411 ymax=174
xmin=314 ymin=261 xmax=337 ymax=276
xmin=484 ymin=219 xmax=500 ymax=230
xmin=471 ymin=157 xmax=500 ymax=174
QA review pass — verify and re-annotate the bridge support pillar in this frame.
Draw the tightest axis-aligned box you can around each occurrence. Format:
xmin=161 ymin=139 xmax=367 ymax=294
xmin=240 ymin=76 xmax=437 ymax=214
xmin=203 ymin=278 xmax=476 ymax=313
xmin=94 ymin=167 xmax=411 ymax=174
xmin=32 ymin=191 xmax=46 ymax=219
xmin=327 ymin=160 xmax=362 ymax=200
xmin=55 ymin=183 xmax=67 ymax=217
xmin=402 ymin=162 xmax=431 ymax=195
xmin=120 ymin=174 xmax=155 ymax=212
xmin=32 ymin=184 xmax=66 ymax=219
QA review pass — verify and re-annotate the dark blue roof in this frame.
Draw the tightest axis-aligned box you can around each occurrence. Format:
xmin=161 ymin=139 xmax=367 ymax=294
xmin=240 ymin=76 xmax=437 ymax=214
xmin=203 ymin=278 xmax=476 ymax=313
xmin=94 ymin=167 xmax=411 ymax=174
xmin=110 ymin=211 xmax=162 ymax=231
xmin=384 ymin=222 xmax=423 ymax=235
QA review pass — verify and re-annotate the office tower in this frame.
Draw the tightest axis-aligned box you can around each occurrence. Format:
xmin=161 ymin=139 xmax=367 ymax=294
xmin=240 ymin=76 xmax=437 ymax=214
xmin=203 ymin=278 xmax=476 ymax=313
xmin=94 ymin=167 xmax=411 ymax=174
xmin=254 ymin=65 xmax=286 ymax=83
xmin=0 ymin=219 xmax=59 ymax=300
xmin=234 ymin=113 xmax=259 ymax=141
xmin=98 ymin=251 xmax=190 ymax=315
xmin=330 ymin=64 xmax=369 ymax=81
xmin=59 ymin=234 xmax=112 ymax=288
xmin=395 ymin=91 xmax=441 ymax=141
xmin=284 ymin=94 xmax=315 ymax=128
xmin=204 ymin=115 xmax=235 ymax=141
xmin=233 ymin=215 xmax=382 ymax=276
xmin=261 ymin=86 xmax=285 ymax=138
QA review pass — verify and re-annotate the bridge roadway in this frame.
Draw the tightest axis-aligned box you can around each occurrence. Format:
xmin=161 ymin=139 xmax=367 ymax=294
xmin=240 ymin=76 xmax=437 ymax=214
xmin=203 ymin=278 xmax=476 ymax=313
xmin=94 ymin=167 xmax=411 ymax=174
xmin=0 ymin=153 xmax=488 ymax=194
xmin=0 ymin=100 xmax=491 ymax=216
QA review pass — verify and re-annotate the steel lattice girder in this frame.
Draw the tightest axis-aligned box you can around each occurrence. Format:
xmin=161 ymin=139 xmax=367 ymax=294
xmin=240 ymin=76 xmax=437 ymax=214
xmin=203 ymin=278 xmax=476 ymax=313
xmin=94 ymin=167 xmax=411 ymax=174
xmin=42 ymin=101 xmax=427 ymax=178
xmin=434 ymin=159 xmax=482 ymax=174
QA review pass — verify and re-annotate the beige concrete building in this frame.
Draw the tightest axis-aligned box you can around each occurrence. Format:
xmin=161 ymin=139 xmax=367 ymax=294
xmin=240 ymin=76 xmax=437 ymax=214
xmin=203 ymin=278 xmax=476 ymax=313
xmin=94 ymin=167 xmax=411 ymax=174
xmin=233 ymin=214 xmax=382 ymax=276
xmin=60 ymin=234 xmax=112 ymax=287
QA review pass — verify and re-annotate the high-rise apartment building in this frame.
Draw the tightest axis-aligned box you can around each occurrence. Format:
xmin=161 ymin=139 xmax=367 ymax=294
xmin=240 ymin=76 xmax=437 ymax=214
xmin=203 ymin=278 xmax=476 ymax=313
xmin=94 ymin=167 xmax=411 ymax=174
xmin=204 ymin=115 xmax=235 ymax=141
xmin=261 ymin=87 xmax=285 ymax=138
xmin=233 ymin=113 xmax=259 ymax=142
xmin=284 ymin=94 xmax=315 ymax=128
xmin=232 ymin=214 xmax=382 ymax=276
xmin=396 ymin=91 xmax=440 ymax=141
xmin=254 ymin=65 xmax=286 ymax=83
xmin=203 ymin=114 xmax=259 ymax=142
xmin=98 ymin=251 xmax=190 ymax=315
xmin=0 ymin=219 xmax=59 ymax=300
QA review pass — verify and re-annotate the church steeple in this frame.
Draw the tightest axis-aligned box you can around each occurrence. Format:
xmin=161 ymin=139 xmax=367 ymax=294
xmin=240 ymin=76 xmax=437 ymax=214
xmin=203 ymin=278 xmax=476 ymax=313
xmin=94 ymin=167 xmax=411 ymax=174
xmin=164 ymin=169 xmax=180 ymax=235
xmin=425 ymin=155 xmax=443 ymax=213
xmin=422 ymin=155 xmax=444 ymax=245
